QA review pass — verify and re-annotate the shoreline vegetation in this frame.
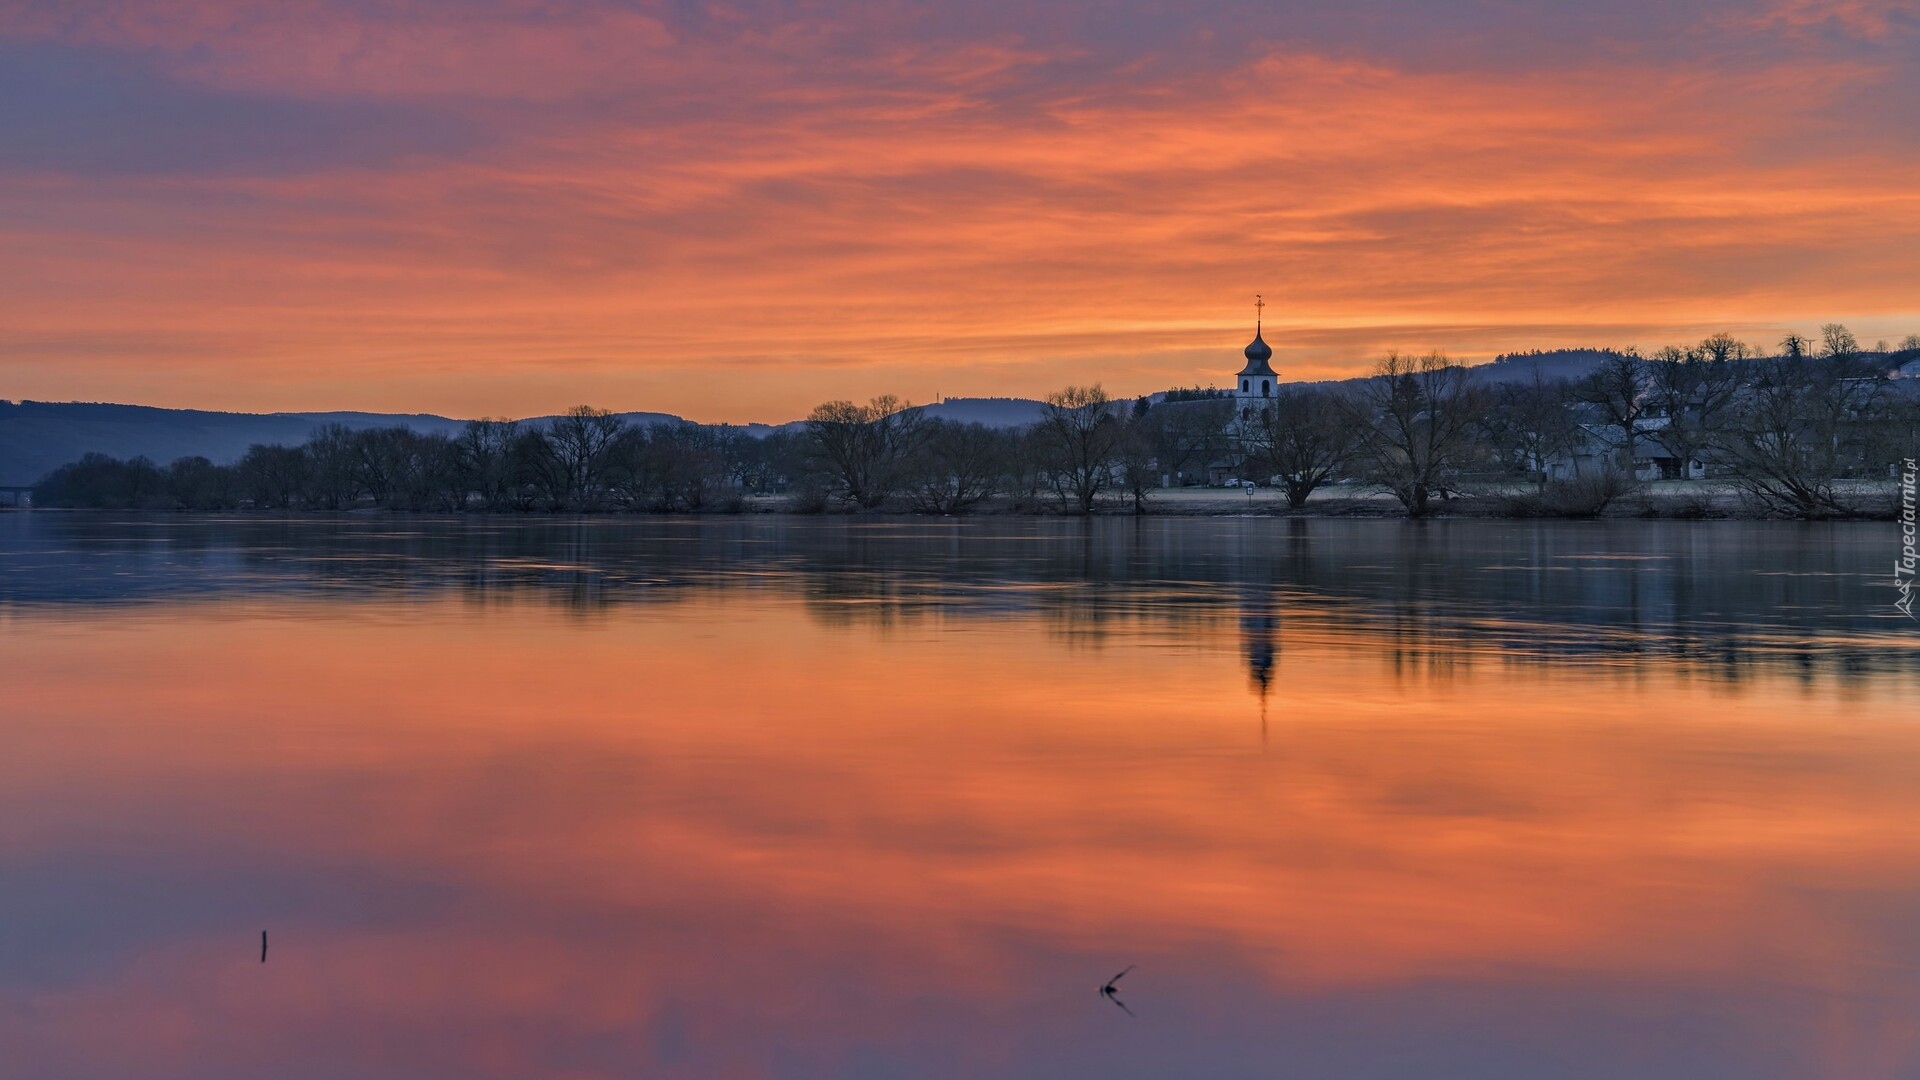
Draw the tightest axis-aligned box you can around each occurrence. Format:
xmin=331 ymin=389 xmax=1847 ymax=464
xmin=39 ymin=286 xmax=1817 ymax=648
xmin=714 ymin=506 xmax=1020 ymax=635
xmin=21 ymin=329 xmax=1920 ymax=522
xmin=7 ymin=482 xmax=1901 ymax=521
xmin=7 ymin=488 xmax=1904 ymax=522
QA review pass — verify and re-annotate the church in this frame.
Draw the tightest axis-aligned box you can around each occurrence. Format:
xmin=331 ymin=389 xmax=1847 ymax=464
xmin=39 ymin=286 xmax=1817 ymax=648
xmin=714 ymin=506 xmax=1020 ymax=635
xmin=1234 ymin=310 xmax=1279 ymax=422
xmin=1171 ymin=298 xmax=1291 ymax=486
xmin=1197 ymin=299 xmax=1284 ymax=486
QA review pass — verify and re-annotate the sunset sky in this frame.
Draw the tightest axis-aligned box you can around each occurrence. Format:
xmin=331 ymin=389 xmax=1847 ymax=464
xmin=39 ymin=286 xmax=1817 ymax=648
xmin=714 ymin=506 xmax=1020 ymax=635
xmin=2 ymin=0 xmax=1917 ymax=422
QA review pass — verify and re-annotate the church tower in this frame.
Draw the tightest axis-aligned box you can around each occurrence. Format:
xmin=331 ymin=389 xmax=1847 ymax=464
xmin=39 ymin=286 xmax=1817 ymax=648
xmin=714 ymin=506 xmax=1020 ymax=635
xmin=1235 ymin=296 xmax=1278 ymax=420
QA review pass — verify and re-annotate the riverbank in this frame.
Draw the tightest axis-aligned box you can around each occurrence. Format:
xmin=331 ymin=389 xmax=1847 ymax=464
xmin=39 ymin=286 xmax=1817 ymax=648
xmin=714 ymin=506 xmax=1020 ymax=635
xmin=737 ymin=480 xmax=1900 ymax=520
xmin=13 ymin=479 xmax=1900 ymax=520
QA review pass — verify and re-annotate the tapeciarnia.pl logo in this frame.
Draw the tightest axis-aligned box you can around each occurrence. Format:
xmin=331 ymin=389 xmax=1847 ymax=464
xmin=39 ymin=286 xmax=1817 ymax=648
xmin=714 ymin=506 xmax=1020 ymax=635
xmin=1898 ymin=457 xmax=1917 ymax=620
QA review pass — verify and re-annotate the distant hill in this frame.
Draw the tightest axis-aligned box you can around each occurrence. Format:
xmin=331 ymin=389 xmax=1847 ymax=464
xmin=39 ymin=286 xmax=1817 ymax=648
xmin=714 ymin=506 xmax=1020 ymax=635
xmin=0 ymin=394 xmax=1062 ymax=485
xmin=912 ymin=397 xmax=1049 ymax=428
xmin=0 ymin=401 xmax=688 ymax=486
xmin=1473 ymin=348 xmax=1631 ymax=385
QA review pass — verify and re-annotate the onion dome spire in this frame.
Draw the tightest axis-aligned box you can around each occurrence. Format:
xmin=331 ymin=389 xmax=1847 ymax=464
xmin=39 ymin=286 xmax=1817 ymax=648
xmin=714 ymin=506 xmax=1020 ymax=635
xmin=1239 ymin=294 xmax=1277 ymax=377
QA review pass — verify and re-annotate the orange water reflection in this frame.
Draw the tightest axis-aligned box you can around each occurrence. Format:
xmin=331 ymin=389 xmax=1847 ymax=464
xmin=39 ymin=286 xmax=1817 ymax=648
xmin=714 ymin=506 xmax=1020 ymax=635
xmin=4 ymin=573 xmax=1918 ymax=1078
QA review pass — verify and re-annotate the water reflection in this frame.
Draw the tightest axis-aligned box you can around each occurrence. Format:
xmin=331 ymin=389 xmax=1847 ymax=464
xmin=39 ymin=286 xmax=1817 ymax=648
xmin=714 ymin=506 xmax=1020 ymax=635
xmin=2 ymin=514 xmax=1911 ymax=684
xmin=0 ymin=515 xmax=1916 ymax=1078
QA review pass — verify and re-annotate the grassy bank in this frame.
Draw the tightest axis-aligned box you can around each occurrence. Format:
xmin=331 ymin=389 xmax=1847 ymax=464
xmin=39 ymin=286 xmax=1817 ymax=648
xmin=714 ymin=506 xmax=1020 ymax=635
xmin=733 ymin=479 xmax=1900 ymax=520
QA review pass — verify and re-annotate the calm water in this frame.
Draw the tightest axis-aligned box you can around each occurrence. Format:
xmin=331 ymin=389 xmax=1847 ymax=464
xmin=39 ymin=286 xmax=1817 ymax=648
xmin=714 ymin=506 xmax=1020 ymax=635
xmin=2 ymin=514 xmax=1917 ymax=1079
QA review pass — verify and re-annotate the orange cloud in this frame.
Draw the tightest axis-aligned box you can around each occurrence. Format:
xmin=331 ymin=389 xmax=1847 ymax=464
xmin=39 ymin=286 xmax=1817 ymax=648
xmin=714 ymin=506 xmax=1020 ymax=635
xmin=0 ymin=1 xmax=1916 ymax=419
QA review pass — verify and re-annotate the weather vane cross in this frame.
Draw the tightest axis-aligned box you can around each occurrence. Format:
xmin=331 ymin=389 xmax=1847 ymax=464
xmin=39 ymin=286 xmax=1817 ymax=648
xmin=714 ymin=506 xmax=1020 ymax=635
xmin=1255 ymin=294 xmax=1264 ymax=325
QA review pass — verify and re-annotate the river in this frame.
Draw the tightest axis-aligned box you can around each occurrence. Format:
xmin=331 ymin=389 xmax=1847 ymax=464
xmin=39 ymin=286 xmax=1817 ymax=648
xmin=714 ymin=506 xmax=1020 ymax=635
xmin=2 ymin=514 xmax=1915 ymax=1078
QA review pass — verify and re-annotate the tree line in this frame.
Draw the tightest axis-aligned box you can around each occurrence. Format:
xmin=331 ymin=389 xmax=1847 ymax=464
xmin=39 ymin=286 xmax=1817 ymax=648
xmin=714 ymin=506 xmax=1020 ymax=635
xmin=29 ymin=326 xmax=1920 ymax=520
xmin=32 ymin=412 xmax=765 ymax=514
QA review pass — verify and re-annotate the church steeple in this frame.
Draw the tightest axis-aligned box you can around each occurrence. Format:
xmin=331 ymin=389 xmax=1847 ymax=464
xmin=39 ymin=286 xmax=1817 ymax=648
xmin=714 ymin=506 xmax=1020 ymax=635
xmin=1236 ymin=295 xmax=1277 ymax=391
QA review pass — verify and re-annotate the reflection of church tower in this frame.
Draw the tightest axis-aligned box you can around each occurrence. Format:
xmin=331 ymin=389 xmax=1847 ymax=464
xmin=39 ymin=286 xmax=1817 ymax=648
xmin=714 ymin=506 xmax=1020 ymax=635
xmin=1240 ymin=586 xmax=1278 ymax=740
xmin=1235 ymin=296 xmax=1279 ymax=423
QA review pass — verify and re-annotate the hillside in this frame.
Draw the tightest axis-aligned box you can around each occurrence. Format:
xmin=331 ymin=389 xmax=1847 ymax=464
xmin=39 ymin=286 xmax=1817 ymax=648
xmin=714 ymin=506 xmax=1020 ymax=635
xmin=0 ymin=397 xmax=1054 ymax=485
xmin=0 ymin=401 xmax=686 ymax=486
xmin=1473 ymin=349 xmax=1631 ymax=385
xmin=912 ymin=397 xmax=1050 ymax=428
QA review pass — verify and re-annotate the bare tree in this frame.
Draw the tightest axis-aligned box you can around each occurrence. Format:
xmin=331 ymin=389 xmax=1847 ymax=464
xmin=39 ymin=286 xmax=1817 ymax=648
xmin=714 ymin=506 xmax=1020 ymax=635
xmin=512 ymin=429 xmax=564 ymax=510
xmin=306 ymin=423 xmax=362 ymax=510
xmin=1142 ymin=397 xmax=1233 ymax=487
xmin=638 ymin=422 xmax=734 ymax=511
xmin=412 ymin=433 xmax=466 ymax=511
xmin=350 ymin=427 xmax=421 ymax=508
xmin=1345 ymin=352 xmax=1490 ymax=517
xmin=1480 ymin=370 xmax=1580 ymax=488
xmin=805 ymin=395 xmax=926 ymax=509
xmin=1820 ymin=323 xmax=1860 ymax=362
xmin=1648 ymin=345 xmax=1740 ymax=479
xmin=545 ymin=406 xmax=626 ymax=510
xmin=1239 ymin=386 xmax=1355 ymax=508
xmin=1712 ymin=354 xmax=1889 ymax=517
xmin=1780 ymin=332 xmax=1811 ymax=360
xmin=237 ymin=443 xmax=310 ymax=509
xmin=456 ymin=419 xmax=522 ymax=510
xmin=165 ymin=456 xmax=240 ymax=511
xmin=903 ymin=420 xmax=1006 ymax=514
xmin=1116 ymin=408 xmax=1159 ymax=514
xmin=1573 ymin=349 xmax=1652 ymax=472
xmin=1698 ymin=332 xmax=1751 ymax=364
xmin=1003 ymin=427 xmax=1055 ymax=512
xmin=732 ymin=429 xmax=808 ymax=496
xmin=1035 ymin=384 xmax=1125 ymax=514
xmin=1864 ymin=389 xmax=1920 ymax=485
xmin=710 ymin=427 xmax=758 ymax=493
